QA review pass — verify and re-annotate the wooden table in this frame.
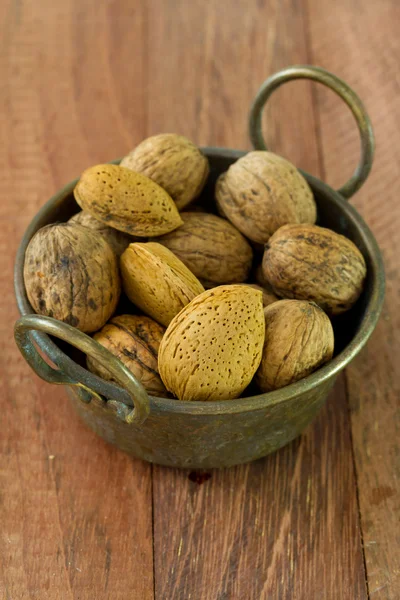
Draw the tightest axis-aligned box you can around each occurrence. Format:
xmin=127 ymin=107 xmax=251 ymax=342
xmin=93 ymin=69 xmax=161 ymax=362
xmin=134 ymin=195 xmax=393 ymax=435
xmin=1 ymin=1 xmax=399 ymax=598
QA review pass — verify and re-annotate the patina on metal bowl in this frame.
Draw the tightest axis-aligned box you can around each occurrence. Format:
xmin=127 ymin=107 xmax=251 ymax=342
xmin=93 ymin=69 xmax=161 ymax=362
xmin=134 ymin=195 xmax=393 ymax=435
xmin=14 ymin=66 xmax=385 ymax=469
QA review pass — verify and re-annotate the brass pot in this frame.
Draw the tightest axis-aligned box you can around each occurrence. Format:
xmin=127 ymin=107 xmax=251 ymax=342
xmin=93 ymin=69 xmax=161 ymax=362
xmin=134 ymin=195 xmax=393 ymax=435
xmin=14 ymin=66 xmax=384 ymax=469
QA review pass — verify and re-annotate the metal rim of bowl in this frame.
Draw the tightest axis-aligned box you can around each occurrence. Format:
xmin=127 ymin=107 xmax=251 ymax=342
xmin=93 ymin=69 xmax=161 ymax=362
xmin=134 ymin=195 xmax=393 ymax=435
xmin=14 ymin=145 xmax=385 ymax=417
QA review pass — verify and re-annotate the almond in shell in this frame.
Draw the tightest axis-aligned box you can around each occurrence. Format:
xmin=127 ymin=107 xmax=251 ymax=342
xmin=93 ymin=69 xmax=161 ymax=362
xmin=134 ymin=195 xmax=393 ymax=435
xmin=120 ymin=242 xmax=205 ymax=327
xmin=244 ymin=284 xmax=279 ymax=308
xmin=158 ymin=285 xmax=265 ymax=401
xmin=74 ymin=164 xmax=183 ymax=237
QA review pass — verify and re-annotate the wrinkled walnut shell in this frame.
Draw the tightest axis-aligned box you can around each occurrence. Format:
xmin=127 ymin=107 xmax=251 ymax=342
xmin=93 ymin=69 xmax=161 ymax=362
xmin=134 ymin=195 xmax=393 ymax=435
xmin=262 ymin=224 xmax=367 ymax=314
xmin=87 ymin=315 xmax=167 ymax=397
xmin=157 ymin=212 xmax=253 ymax=288
xmin=121 ymin=134 xmax=209 ymax=210
xmin=215 ymin=151 xmax=316 ymax=244
xmin=256 ymin=299 xmax=334 ymax=391
xmin=23 ymin=223 xmax=120 ymax=332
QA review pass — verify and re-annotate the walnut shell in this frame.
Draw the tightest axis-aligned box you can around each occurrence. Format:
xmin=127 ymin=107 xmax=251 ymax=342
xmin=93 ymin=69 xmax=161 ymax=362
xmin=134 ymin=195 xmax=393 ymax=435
xmin=256 ymin=300 xmax=334 ymax=391
xmin=262 ymin=224 xmax=367 ymax=314
xmin=74 ymin=164 xmax=183 ymax=236
xmin=215 ymin=151 xmax=316 ymax=244
xmin=158 ymin=285 xmax=265 ymax=401
xmin=120 ymin=242 xmax=205 ymax=326
xmin=157 ymin=212 xmax=253 ymax=288
xmin=244 ymin=284 xmax=279 ymax=308
xmin=121 ymin=134 xmax=209 ymax=210
xmin=255 ymin=263 xmax=270 ymax=288
xmin=23 ymin=223 xmax=120 ymax=332
xmin=87 ymin=315 xmax=167 ymax=397
xmin=69 ymin=211 xmax=138 ymax=257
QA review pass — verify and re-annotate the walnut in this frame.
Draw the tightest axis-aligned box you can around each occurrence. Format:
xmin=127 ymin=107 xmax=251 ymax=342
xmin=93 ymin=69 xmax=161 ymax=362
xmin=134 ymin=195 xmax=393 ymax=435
xmin=121 ymin=134 xmax=209 ymax=209
xmin=215 ymin=151 xmax=316 ymax=244
xmin=157 ymin=212 xmax=253 ymax=287
xmin=87 ymin=315 xmax=167 ymax=397
xmin=262 ymin=224 xmax=367 ymax=314
xmin=23 ymin=223 xmax=120 ymax=332
xmin=256 ymin=300 xmax=334 ymax=391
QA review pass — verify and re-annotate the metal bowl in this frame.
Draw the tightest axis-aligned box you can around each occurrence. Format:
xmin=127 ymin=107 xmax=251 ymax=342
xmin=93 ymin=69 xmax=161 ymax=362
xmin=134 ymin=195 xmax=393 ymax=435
xmin=14 ymin=66 xmax=385 ymax=469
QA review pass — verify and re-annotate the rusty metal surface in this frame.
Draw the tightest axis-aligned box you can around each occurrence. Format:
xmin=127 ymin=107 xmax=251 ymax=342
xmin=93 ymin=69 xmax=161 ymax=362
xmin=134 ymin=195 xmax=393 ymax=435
xmin=68 ymin=377 xmax=336 ymax=469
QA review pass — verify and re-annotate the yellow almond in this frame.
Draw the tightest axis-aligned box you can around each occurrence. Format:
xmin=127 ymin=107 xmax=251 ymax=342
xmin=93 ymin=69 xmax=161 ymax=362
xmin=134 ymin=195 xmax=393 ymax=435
xmin=120 ymin=242 xmax=205 ymax=326
xmin=158 ymin=285 xmax=265 ymax=401
xmin=74 ymin=164 xmax=183 ymax=237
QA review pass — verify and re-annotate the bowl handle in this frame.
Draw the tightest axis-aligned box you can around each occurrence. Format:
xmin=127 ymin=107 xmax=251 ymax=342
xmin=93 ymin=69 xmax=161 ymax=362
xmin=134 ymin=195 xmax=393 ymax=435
xmin=248 ymin=65 xmax=375 ymax=199
xmin=14 ymin=314 xmax=150 ymax=425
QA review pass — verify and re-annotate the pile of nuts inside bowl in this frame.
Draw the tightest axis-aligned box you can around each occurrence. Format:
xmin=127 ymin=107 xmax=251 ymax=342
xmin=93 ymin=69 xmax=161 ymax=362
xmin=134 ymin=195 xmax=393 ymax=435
xmin=23 ymin=134 xmax=367 ymax=402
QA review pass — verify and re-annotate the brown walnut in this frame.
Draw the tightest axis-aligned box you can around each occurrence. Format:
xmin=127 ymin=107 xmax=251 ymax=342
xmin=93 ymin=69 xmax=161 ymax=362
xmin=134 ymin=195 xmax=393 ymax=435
xmin=23 ymin=223 xmax=120 ymax=332
xmin=157 ymin=212 xmax=253 ymax=288
xmin=262 ymin=224 xmax=367 ymax=314
xmin=87 ymin=315 xmax=167 ymax=397
xmin=121 ymin=134 xmax=209 ymax=210
xmin=256 ymin=299 xmax=334 ymax=391
xmin=215 ymin=151 xmax=316 ymax=244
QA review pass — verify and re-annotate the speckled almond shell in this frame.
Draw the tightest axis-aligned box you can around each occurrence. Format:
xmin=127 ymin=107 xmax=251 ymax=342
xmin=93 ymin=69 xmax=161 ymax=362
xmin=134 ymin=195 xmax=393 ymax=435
xmin=23 ymin=223 xmax=120 ymax=333
xmin=158 ymin=285 xmax=265 ymax=402
xmin=244 ymin=284 xmax=279 ymax=308
xmin=86 ymin=315 xmax=167 ymax=397
xmin=215 ymin=151 xmax=316 ymax=244
xmin=262 ymin=224 xmax=367 ymax=314
xmin=73 ymin=164 xmax=183 ymax=237
xmin=256 ymin=300 xmax=334 ymax=391
xmin=69 ymin=211 xmax=138 ymax=257
xmin=120 ymin=242 xmax=205 ymax=327
xmin=120 ymin=134 xmax=209 ymax=210
xmin=156 ymin=212 xmax=253 ymax=288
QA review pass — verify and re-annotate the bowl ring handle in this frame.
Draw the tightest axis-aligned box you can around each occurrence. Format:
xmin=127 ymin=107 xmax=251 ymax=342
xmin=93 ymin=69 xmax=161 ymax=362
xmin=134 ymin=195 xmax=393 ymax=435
xmin=248 ymin=65 xmax=375 ymax=199
xmin=14 ymin=314 xmax=150 ymax=425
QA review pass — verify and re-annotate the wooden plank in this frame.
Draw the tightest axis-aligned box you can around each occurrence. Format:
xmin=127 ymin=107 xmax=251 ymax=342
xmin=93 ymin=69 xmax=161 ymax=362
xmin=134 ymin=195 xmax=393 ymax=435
xmin=153 ymin=382 xmax=367 ymax=599
xmin=150 ymin=1 xmax=367 ymax=598
xmin=306 ymin=1 xmax=400 ymax=597
xmin=0 ymin=1 xmax=154 ymax=599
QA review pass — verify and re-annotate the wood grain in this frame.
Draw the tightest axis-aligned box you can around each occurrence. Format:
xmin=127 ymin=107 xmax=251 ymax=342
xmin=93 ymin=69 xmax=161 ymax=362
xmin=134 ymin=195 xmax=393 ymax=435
xmin=149 ymin=1 xmax=366 ymax=598
xmin=306 ymin=1 xmax=400 ymax=597
xmin=153 ymin=382 xmax=367 ymax=600
xmin=0 ymin=0 xmax=398 ymax=598
xmin=0 ymin=1 xmax=153 ymax=599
